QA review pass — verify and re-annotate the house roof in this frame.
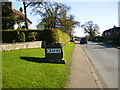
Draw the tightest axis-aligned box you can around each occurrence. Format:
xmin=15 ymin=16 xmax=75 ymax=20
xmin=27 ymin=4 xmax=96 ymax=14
xmin=13 ymin=9 xmax=32 ymax=24
xmin=103 ymin=27 xmax=120 ymax=35
xmin=36 ymin=21 xmax=46 ymax=27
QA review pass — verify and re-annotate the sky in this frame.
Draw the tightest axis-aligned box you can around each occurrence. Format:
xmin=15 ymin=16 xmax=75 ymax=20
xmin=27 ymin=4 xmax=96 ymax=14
xmin=9 ymin=0 xmax=119 ymax=37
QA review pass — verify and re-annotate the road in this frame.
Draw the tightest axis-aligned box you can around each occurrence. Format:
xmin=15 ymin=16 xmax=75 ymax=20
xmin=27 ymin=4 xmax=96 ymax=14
xmin=82 ymin=41 xmax=119 ymax=88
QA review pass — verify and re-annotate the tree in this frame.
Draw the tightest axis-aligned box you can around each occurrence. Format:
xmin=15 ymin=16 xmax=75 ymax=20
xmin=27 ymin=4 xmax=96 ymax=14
xmin=17 ymin=0 xmax=43 ymax=29
xmin=2 ymin=2 xmax=24 ymax=29
xmin=60 ymin=15 xmax=80 ymax=36
xmin=30 ymin=1 xmax=80 ymax=38
xmin=17 ymin=1 xmax=79 ymax=38
xmin=2 ymin=2 xmax=15 ymax=29
xmin=23 ymin=2 xmax=29 ymax=29
xmin=30 ymin=2 xmax=71 ymax=28
xmin=81 ymin=21 xmax=100 ymax=37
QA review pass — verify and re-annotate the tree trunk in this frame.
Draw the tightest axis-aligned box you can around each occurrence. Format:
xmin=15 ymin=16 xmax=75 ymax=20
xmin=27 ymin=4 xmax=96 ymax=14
xmin=23 ymin=2 xmax=28 ymax=29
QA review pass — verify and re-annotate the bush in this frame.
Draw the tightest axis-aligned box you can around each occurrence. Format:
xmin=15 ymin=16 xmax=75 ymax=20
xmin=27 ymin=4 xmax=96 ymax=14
xmin=2 ymin=30 xmax=16 ymax=43
xmin=40 ymin=29 xmax=54 ymax=44
xmin=51 ymin=29 xmax=70 ymax=46
xmin=26 ymin=31 xmax=38 ymax=41
xmin=36 ymin=29 xmax=70 ymax=45
xmin=15 ymin=31 xmax=26 ymax=42
xmin=1 ymin=29 xmax=70 ymax=45
xmin=1 ymin=29 xmax=43 ymax=43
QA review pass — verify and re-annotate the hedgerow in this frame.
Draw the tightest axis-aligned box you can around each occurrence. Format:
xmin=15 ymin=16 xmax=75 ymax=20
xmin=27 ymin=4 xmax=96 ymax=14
xmin=1 ymin=29 xmax=70 ymax=45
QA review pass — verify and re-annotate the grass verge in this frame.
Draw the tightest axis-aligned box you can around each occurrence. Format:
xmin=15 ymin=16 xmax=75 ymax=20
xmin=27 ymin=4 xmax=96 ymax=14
xmin=2 ymin=42 xmax=75 ymax=88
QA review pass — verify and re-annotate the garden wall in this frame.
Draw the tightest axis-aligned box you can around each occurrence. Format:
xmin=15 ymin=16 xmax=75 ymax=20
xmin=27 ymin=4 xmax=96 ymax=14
xmin=0 ymin=41 xmax=42 ymax=51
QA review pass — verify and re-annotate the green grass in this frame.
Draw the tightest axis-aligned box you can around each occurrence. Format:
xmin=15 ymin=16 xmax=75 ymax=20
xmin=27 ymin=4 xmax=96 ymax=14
xmin=2 ymin=42 xmax=75 ymax=88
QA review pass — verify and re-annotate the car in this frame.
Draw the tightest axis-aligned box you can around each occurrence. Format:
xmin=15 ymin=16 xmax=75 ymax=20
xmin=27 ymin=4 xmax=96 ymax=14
xmin=80 ymin=38 xmax=88 ymax=44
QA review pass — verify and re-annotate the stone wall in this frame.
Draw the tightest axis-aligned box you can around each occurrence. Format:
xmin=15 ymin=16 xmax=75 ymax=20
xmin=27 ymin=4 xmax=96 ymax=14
xmin=0 ymin=41 xmax=42 ymax=51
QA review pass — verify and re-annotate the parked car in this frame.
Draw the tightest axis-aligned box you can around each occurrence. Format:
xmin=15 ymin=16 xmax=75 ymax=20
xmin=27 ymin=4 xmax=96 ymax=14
xmin=80 ymin=38 xmax=88 ymax=44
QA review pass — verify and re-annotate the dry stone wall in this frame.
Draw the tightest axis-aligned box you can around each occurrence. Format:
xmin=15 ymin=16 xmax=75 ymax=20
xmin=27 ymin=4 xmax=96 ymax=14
xmin=0 ymin=41 xmax=42 ymax=51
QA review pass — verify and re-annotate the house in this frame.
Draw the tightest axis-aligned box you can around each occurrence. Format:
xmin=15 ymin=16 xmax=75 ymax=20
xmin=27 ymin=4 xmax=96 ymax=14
xmin=36 ymin=22 xmax=45 ymax=29
xmin=36 ymin=19 xmax=61 ymax=29
xmin=102 ymin=26 xmax=120 ymax=45
xmin=2 ymin=2 xmax=32 ymax=29
xmin=13 ymin=8 xmax=32 ymax=29
xmin=102 ymin=26 xmax=119 ymax=38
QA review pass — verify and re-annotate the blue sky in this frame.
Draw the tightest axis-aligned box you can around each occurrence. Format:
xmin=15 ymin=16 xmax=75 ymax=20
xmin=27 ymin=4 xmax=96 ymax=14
xmin=9 ymin=0 xmax=119 ymax=37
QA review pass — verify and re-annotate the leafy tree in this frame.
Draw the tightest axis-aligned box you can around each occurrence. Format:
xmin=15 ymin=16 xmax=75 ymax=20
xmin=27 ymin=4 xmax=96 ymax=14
xmin=2 ymin=2 xmax=15 ymax=29
xmin=16 ymin=1 xmax=80 ymax=38
xmin=81 ymin=21 xmax=100 ymax=37
xmin=30 ymin=2 xmax=70 ymax=28
xmin=15 ymin=31 xmax=26 ymax=42
xmin=30 ymin=2 xmax=80 ymax=38
xmin=17 ymin=0 xmax=43 ymax=29
xmin=60 ymin=14 xmax=80 ymax=36
xmin=33 ymin=2 xmax=70 ymax=28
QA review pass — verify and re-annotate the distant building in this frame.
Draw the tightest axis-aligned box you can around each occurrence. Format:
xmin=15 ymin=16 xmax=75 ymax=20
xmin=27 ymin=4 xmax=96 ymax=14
xmin=36 ymin=22 xmax=45 ymax=29
xmin=102 ymin=26 xmax=119 ymax=38
xmin=36 ymin=19 xmax=61 ymax=29
xmin=118 ymin=1 xmax=120 ymax=27
xmin=102 ymin=26 xmax=120 ymax=45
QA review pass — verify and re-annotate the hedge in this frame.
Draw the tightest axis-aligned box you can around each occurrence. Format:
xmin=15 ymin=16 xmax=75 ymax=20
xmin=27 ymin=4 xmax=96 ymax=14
xmin=1 ymin=29 xmax=70 ymax=45
xmin=2 ymin=30 xmax=42 ymax=43
xmin=50 ymin=28 xmax=70 ymax=46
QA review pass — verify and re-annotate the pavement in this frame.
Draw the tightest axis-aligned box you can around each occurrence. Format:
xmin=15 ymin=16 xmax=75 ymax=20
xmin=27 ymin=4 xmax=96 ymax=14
xmin=67 ymin=42 xmax=101 ymax=88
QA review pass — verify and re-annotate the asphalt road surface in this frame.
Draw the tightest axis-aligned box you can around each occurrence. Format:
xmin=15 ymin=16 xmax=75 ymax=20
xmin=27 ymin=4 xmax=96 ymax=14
xmin=82 ymin=41 xmax=119 ymax=88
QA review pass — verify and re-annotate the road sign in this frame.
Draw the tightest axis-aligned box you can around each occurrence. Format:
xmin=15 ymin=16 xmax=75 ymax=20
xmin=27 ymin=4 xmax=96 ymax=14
xmin=46 ymin=48 xmax=61 ymax=53
xmin=55 ymin=19 xmax=61 ymax=28
xmin=45 ymin=43 xmax=65 ymax=64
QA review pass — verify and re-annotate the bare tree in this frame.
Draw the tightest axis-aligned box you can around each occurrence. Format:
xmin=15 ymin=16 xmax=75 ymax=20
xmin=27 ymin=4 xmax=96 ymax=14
xmin=81 ymin=21 xmax=100 ymax=37
xmin=30 ymin=2 xmax=70 ymax=28
xmin=17 ymin=0 xmax=43 ymax=29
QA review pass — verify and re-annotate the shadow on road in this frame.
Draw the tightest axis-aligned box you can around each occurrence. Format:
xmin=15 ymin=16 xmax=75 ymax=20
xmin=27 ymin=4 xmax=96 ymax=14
xmin=74 ymin=42 xmax=88 ymax=45
xmin=96 ymin=43 xmax=114 ymax=48
xmin=91 ymin=43 xmax=115 ymax=49
xmin=87 ymin=42 xmax=115 ymax=49
xmin=74 ymin=42 xmax=80 ymax=44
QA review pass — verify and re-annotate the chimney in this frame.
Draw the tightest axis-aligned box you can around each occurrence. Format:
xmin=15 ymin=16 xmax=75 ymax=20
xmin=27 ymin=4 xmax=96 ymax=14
xmin=19 ymin=7 xmax=23 ymax=13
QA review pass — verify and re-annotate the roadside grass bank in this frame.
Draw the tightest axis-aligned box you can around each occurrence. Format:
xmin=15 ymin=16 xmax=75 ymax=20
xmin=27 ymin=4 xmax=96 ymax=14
xmin=2 ymin=42 xmax=75 ymax=88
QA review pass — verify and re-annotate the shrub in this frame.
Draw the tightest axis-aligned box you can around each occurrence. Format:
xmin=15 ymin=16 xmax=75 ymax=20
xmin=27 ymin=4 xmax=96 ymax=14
xmin=39 ymin=29 xmax=70 ymax=45
xmin=2 ymin=30 xmax=16 ymax=43
xmin=51 ymin=29 xmax=70 ymax=46
xmin=1 ymin=29 xmax=70 ymax=45
xmin=15 ymin=31 xmax=26 ymax=42
xmin=41 ymin=29 xmax=53 ymax=44
xmin=26 ymin=31 xmax=38 ymax=41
